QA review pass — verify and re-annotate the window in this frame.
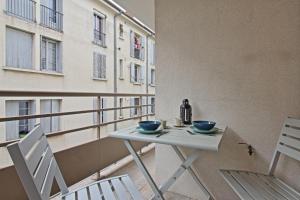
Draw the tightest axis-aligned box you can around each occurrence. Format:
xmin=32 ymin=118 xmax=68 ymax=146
xmin=150 ymin=69 xmax=155 ymax=85
xmin=130 ymin=63 xmax=144 ymax=84
xmin=40 ymin=0 xmax=63 ymax=31
xmin=130 ymin=97 xmax=140 ymax=116
xmin=149 ymin=41 xmax=155 ymax=65
xmin=93 ymin=52 xmax=106 ymax=79
xmin=93 ymin=98 xmax=107 ymax=124
xmin=94 ymin=13 xmax=105 ymax=46
xmin=40 ymin=100 xmax=61 ymax=133
xmin=150 ymin=97 xmax=155 ymax=114
xmin=119 ymin=98 xmax=123 ymax=118
xmin=130 ymin=31 xmax=145 ymax=60
xmin=5 ymin=100 xmax=35 ymax=140
xmin=119 ymin=23 xmax=124 ymax=38
xmin=6 ymin=28 xmax=33 ymax=69
xmin=41 ymin=37 xmax=61 ymax=72
xmin=119 ymin=59 xmax=124 ymax=79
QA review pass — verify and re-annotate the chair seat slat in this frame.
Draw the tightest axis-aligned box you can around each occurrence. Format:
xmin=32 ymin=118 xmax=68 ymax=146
xmin=285 ymin=118 xmax=300 ymax=128
xmin=219 ymin=170 xmax=254 ymax=200
xmin=77 ymin=188 xmax=89 ymax=200
xmin=100 ymin=181 xmax=116 ymax=200
xmin=111 ymin=178 xmax=128 ymax=199
xmin=64 ymin=193 xmax=75 ymax=200
xmin=280 ymin=135 xmax=300 ymax=151
xmin=121 ymin=175 xmax=143 ymax=200
xmin=41 ymin=158 xmax=57 ymax=199
xmin=274 ymin=178 xmax=300 ymax=200
xmin=258 ymin=175 xmax=297 ymax=200
xmin=282 ymin=126 xmax=300 ymax=139
xmin=89 ymin=184 xmax=102 ymax=200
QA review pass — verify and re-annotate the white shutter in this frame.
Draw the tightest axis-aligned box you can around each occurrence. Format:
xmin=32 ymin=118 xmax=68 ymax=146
xmin=130 ymin=63 xmax=135 ymax=82
xmin=102 ymin=98 xmax=107 ymax=123
xmin=152 ymin=43 xmax=155 ymax=65
xmin=40 ymin=100 xmax=51 ymax=133
xmin=6 ymin=28 xmax=33 ymax=69
xmin=93 ymin=98 xmax=97 ymax=124
xmin=148 ymin=67 xmax=152 ymax=85
xmin=141 ymin=37 xmax=145 ymax=60
xmin=130 ymin=30 xmax=134 ymax=57
xmin=141 ymin=65 xmax=145 ymax=84
xmin=5 ymin=101 xmax=19 ymax=140
xmin=101 ymin=54 xmax=106 ymax=79
xmin=130 ymin=98 xmax=134 ymax=117
xmin=93 ymin=52 xmax=98 ymax=78
xmin=142 ymin=97 xmax=147 ymax=115
xmin=51 ymin=100 xmax=60 ymax=132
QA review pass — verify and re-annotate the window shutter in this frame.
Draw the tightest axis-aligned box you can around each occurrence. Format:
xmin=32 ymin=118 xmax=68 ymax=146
xmin=141 ymin=37 xmax=145 ymax=60
xmin=93 ymin=52 xmax=98 ymax=78
xmin=57 ymin=43 xmax=62 ymax=73
xmin=130 ymin=98 xmax=134 ymax=117
xmin=142 ymin=97 xmax=147 ymax=115
xmin=5 ymin=101 xmax=19 ymax=140
xmin=130 ymin=30 xmax=134 ymax=57
xmin=152 ymin=43 xmax=155 ymax=65
xmin=41 ymin=38 xmax=47 ymax=70
xmin=40 ymin=100 xmax=51 ymax=133
xmin=102 ymin=54 xmax=106 ymax=79
xmin=51 ymin=100 xmax=60 ymax=132
xmin=93 ymin=98 xmax=98 ymax=124
xmin=102 ymin=98 xmax=107 ymax=123
xmin=130 ymin=63 xmax=135 ymax=82
xmin=141 ymin=65 xmax=145 ymax=84
xmin=148 ymin=68 xmax=152 ymax=85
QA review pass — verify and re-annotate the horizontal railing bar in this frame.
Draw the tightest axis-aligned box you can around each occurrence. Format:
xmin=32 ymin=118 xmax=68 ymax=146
xmin=0 ymin=113 xmax=155 ymax=147
xmin=0 ymin=90 xmax=155 ymax=97
xmin=0 ymin=104 xmax=155 ymax=122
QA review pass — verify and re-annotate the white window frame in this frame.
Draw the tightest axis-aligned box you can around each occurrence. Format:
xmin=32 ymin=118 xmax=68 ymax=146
xmin=150 ymin=69 xmax=155 ymax=85
xmin=134 ymin=64 xmax=141 ymax=83
xmin=41 ymin=37 xmax=61 ymax=72
xmin=93 ymin=12 xmax=106 ymax=46
xmin=133 ymin=97 xmax=140 ymax=116
xmin=119 ymin=98 xmax=123 ymax=118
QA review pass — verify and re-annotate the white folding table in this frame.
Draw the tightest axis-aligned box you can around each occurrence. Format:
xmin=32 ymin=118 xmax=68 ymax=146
xmin=109 ymin=124 xmax=227 ymax=200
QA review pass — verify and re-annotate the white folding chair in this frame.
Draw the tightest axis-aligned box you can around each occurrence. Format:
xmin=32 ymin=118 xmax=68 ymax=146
xmin=7 ymin=125 xmax=143 ymax=200
xmin=220 ymin=117 xmax=300 ymax=200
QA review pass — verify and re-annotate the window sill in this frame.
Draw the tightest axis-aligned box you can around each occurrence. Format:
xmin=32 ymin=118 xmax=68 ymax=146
xmin=133 ymin=82 xmax=142 ymax=86
xmin=119 ymin=77 xmax=124 ymax=80
xmin=149 ymin=84 xmax=156 ymax=87
xmin=119 ymin=37 xmax=124 ymax=40
xmin=93 ymin=77 xmax=108 ymax=81
xmin=2 ymin=66 xmax=64 ymax=77
xmin=119 ymin=116 xmax=124 ymax=119
xmin=92 ymin=41 xmax=107 ymax=48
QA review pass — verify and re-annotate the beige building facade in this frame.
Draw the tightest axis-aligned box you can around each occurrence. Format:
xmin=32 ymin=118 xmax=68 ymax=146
xmin=0 ymin=0 xmax=155 ymax=155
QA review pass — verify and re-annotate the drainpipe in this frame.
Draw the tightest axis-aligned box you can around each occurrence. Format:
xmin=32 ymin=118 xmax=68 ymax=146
xmin=113 ymin=12 xmax=123 ymax=131
xmin=146 ymin=34 xmax=153 ymax=119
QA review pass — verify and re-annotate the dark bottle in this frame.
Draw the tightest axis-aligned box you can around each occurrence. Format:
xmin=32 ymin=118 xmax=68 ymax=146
xmin=180 ymin=99 xmax=192 ymax=125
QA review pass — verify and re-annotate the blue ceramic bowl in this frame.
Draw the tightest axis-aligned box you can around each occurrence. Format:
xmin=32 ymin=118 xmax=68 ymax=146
xmin=139 ymin=120 xmax=161 ymax=131
xmin=192 ymin=120 xmax=216 ymax=130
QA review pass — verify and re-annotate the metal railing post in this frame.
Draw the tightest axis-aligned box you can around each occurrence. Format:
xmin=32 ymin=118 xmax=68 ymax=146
xmin=95 ymin=96 xmax=101 ymax=179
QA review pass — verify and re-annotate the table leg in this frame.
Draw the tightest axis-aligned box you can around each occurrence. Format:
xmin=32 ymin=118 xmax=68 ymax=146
xmin=172 ymin=145 xmax=213 ymax=200
xmin=124 ymin=140 xmax=165 ymax=200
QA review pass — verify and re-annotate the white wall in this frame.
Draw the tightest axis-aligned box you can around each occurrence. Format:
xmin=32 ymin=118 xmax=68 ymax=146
xmin=155 ymin=0 xmax=300 ymax=199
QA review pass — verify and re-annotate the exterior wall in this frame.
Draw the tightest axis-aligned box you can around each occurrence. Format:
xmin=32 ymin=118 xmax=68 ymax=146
xmin=155 ymin=0 xmax=300 ymax=199
xmin=0 ymin=0 xmax=155 ymax=167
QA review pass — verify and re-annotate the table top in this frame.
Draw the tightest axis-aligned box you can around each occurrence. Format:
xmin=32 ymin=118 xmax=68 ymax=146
xmin=109 ymin=124 xmax=227 ymax=151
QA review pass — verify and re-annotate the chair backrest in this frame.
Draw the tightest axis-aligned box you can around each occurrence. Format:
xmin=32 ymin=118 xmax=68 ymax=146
xmin=269 ymin=117 xmax=300 ymax=175
xmin=7 ymin=125 xmax=68 ymax=200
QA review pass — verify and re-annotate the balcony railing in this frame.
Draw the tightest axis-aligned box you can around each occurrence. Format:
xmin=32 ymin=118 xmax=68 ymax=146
xmin=5 ymin=0 xmax=36 ymax=22
xmin=40 ymin=4 xmax=63 ymax=32
xmin=94 ymin=29 xmax=106 ymax=47
xmin=0 ymin=90 xmax=155 ymax=147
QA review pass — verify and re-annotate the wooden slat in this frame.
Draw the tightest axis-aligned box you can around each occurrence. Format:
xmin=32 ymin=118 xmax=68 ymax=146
xmin=277 ymin=144 xmax=300 ymax=162
xmin=282 ymin=126 xmax=300 ymax=139
xmin=41 ymin=158 xmax=57 ymax=199
xmin=285 ymin=118 xmax=300 ymax=128
xmin=121 ymin=176 xmax=143 ymax=200
xmin=219 ymin=170 xmax=254 ymax=200
xmin=110 ymin=178 xmax=128 ymax=200
xmin=34 ymin=147 xmax=53 ymax=190
xmin=100 ymin=181 xmax=116 ymax=200
xmin=19 ymin=126 xmax=44 ymax=156
xmin=230 ymin=171 xmax=265 ymax=200
xmin=27 ymin=136 xmax=48 ymax=174
xmin=77 ymin=188 xmax=89 ymax=200
xmin=280 ymin=135 xmax=300 ymax=150
xmin=248 ymin=173 xmax=285 ymax=200
xmin=64 ymin=193 xmax=75 ymax=200
xmin=275 ymin=178 xmax=300 ymax=200
xmin=89 ymin=184 xmax=102 ymax=200
xmin=238 ymin=172 xmax=274 ymax=200
xmin=259 ymin=175 xmax=297 ymax=200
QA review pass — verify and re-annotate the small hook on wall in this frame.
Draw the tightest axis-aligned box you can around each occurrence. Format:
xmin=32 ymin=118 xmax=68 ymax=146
xmin=238 ymin=142 xmax=254 ymax=156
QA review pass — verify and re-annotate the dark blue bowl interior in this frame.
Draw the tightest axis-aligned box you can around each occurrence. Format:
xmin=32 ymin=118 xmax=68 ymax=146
xmin=192 ymin=120 xmax=216 ymax=130
xmin=139 ymin=121 xmax=161 ymax=131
